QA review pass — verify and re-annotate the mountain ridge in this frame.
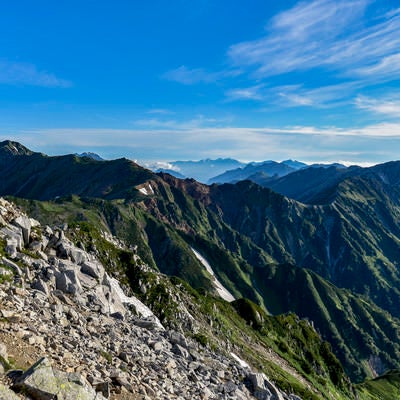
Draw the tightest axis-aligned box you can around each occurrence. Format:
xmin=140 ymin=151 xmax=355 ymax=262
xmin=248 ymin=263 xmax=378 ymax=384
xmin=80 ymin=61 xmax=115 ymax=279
xmin=2 ymin=140 xmax=400 ymax=387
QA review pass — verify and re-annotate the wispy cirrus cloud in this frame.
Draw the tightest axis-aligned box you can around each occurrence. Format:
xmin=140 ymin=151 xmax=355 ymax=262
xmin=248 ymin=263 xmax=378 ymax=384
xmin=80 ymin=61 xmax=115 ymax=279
xmin=353 ymin=53 xmax=400 ymax=80
xmin=162 ymin=65 xmax=219 ymax=85
xmin=133 ymin=114 xmax=228 ymax=130
xmin=355 ymin=95 xmax=400 ymax=116
xmin=163 ymin=64 xmax=241 ymax=85
xmin=274 ymin=82 xmax=361 ymax=107
xmin=224 ymin=84 xmax=265 ymax=101
xmin=227 ymin=81 xmax=360 ymax=107
xmin=227 ymin=0 xmax=400 ymax=80
xmin=166 ymin=0 xmax=400 ymax=111
xmin=0 ymin=61 xmax=71 ymax=87
xmin=146 ymin=108 xmax=174 ymax=115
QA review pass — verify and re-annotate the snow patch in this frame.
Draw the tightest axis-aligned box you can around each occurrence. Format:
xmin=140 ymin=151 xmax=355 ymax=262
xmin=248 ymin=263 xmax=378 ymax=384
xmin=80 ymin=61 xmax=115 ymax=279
xmin=378 ymin=173 xmax=389 ymax=184
xmin=138 ymin=184 xmax=154 ymax=196
xmin=230 ymin=352 xmax=250 ymax=369
xmin=191 ymin=248 xmax=235 ymax=302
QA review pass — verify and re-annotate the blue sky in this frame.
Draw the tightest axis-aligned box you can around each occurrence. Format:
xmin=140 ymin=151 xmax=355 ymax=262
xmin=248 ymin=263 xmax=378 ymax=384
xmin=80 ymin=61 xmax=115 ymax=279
xmin=1 ymin=0 xmax=400 ymax=165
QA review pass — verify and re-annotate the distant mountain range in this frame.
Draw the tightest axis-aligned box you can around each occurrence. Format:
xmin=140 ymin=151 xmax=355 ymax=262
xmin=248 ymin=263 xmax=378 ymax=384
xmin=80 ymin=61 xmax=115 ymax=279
xmin=147 ymin=157 xmax=349 ymax=185
xmin=2 ymin=139 xmax=400 ymax=392
xmin=208 ymin=160 xmax=307 ymax=184
xmin=152 ymin=158 xmax=246 ymax=182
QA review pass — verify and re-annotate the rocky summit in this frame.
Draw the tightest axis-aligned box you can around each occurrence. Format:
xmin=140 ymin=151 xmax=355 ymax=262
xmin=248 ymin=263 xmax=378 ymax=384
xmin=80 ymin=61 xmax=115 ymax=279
xmin=0 ymin=197 xmax=299 ymax=400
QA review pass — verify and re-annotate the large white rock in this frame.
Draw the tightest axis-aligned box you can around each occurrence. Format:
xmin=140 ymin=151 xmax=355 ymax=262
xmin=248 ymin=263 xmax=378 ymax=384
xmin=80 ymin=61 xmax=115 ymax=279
xmin=81 ymin=261 xmax=104 ymax=280
xmin=12 ymin=215 xmax=32 ymax=246
xmin=0 ymin=225 xmax=24 ymax=256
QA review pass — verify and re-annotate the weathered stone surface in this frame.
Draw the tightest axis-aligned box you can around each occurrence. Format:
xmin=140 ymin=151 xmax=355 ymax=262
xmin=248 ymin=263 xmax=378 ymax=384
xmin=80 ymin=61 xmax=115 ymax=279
xmin=12 ymin=215 xmax=32 ymax=246
xmin=0 ymin=384 xmax=21 ymax=400
xmin=248 ymin=372 xmax=286 ymax=400
xmin=55 ymin=265 xmax=83 ymax=294
xmin=81 ymin=261 xmax=104 ymax=280
xmin=0 ymin=198 xmax=300 ymax=400
xmin=172 ymin=343 xmax=190 ymax=359
xmin=32 ymin=278 xmax=50 ymax=296
xmin=133 ymin=317 xmax=162 ymax=330
xmin=1 ymin=257 xmax=22 ymax=276
xmin=13 ymin=357 xmax=106 ymax=400
xmin=1 ymin=225 xmax=23 ymax=257
xmin=58 ymin=240 xmax=87 ymax=265
xmin=169 ymin=330 xmax=188 ymax=348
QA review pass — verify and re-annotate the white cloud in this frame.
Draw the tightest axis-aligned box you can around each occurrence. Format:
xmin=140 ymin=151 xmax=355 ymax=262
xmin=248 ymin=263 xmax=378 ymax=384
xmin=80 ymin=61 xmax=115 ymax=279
xmin=230 ymin=82 xmax=360 ymax=108
xmin=146 ymin=108 xmax=174 ymax=115
xmin=356 ymin=95 xmax=400 ymax=116
xmin=225 ymin=84 xmax=264 ymax=101
xmin=353 ymin=53 xmax=400 ymax=79
xmin=8 ymin=121 xmax=400 ymax=165
xmin=133 ymin=114 xmax=229 ymax=130
xmin=0 ymin=61 xmax=71 ymax=87
xmin=143 ymin=161 xmax=181 ymax=172
xmin=336 ymin=160 xmax=377 ymax=167
xmin=165 ymin=1 xmax=400 ymax=112
xmin=259 ymin=123 xmax=400 ymax=137
xmin=162 ymin=65 xmax=219 ymax=84
xmin=227 ymin=0 xmax=373 ymax=77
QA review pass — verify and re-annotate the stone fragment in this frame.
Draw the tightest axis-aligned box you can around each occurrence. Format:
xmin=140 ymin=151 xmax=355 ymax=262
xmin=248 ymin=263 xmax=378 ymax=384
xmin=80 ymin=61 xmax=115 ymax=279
xmin=133 ymin=318 xmax=161 ymax=331
xmin=169 ymin=331 xmax=188 ymax=348
xmin=12 ymin=215 xmax=32 ymax=246
xmin=81 ymin=261 xmax=104 ymax=280
xmin=0 ymin=384 xmax=21 ymax=400
xmin=55 ymin=266 xmax=83 ymax=295
xmin=12 ymin=357 xmax=106 ymax=400
xmin=94 ymin=381 xmax=111 ymax=398
xmin=172 ymin=343 xmax=190 ymax=359
xmin=248 ymin=372 xmax=285 ymax=400
xmin=1 ymin=257 xmax=23 ymax=276
xmin=32 ymin=278 xmax=49 ymax=296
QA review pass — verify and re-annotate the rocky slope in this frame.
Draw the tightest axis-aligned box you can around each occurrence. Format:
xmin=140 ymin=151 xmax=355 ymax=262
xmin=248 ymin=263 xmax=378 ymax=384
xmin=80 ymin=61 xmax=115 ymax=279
xmin=1 ymin=140 xmax=400 ymax=390
xmin=0 ymin=197 xmax=308 ymax=400
xmin=124 ymin=175 xmax=400 ymax=382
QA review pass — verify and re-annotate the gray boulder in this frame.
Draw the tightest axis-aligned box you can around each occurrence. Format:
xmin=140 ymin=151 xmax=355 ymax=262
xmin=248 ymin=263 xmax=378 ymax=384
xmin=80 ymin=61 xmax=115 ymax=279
xmin=12 ymin=215 xmax=32 ymax=246
xmin=55 ymin=264 xmax=83 ymax=295
xmin=1 ymin=257 xmax=23 ymax=276
xmin=0 ymin=384 xmax=21 ymax=400
xmin=81 ymin=261 xmax=104 ymax=280
xmin=1 ymin=225 xmax=23 ymax=256
xmin=12 ymin=357 xmax=106 ymax=400
xmin=248 ymin=372 xmax=285 ymax=400
xmin=58 ymin=240 xmax=87 ymax=264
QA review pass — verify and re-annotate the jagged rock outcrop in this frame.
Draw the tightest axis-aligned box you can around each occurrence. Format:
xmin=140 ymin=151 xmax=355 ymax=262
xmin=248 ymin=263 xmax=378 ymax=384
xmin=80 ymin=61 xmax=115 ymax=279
xmin=0 ymin=198 xmax=300 ymax=399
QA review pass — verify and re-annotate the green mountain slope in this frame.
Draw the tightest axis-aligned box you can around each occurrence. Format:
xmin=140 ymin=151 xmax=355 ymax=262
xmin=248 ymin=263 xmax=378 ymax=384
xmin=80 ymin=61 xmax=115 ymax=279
xmin=0 ymin=140 xmax=153 ymax=200
xmin=3 ymin=141 xmax=400 ymax=386
xmin=13 ymin=193 xmax=400 ymax=384
xmin=357 ymin=370 xmax=400 ymax=399
xmin=151 ymin=175 xmax=400 ymax=319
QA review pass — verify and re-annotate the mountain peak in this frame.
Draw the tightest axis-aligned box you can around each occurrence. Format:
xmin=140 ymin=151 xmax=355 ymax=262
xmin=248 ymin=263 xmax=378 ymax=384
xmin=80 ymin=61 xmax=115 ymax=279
xmin=0 ymin=140 xmax=34 ymax=157
xmin=75 ymin=152 xmax=104 ymax=161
